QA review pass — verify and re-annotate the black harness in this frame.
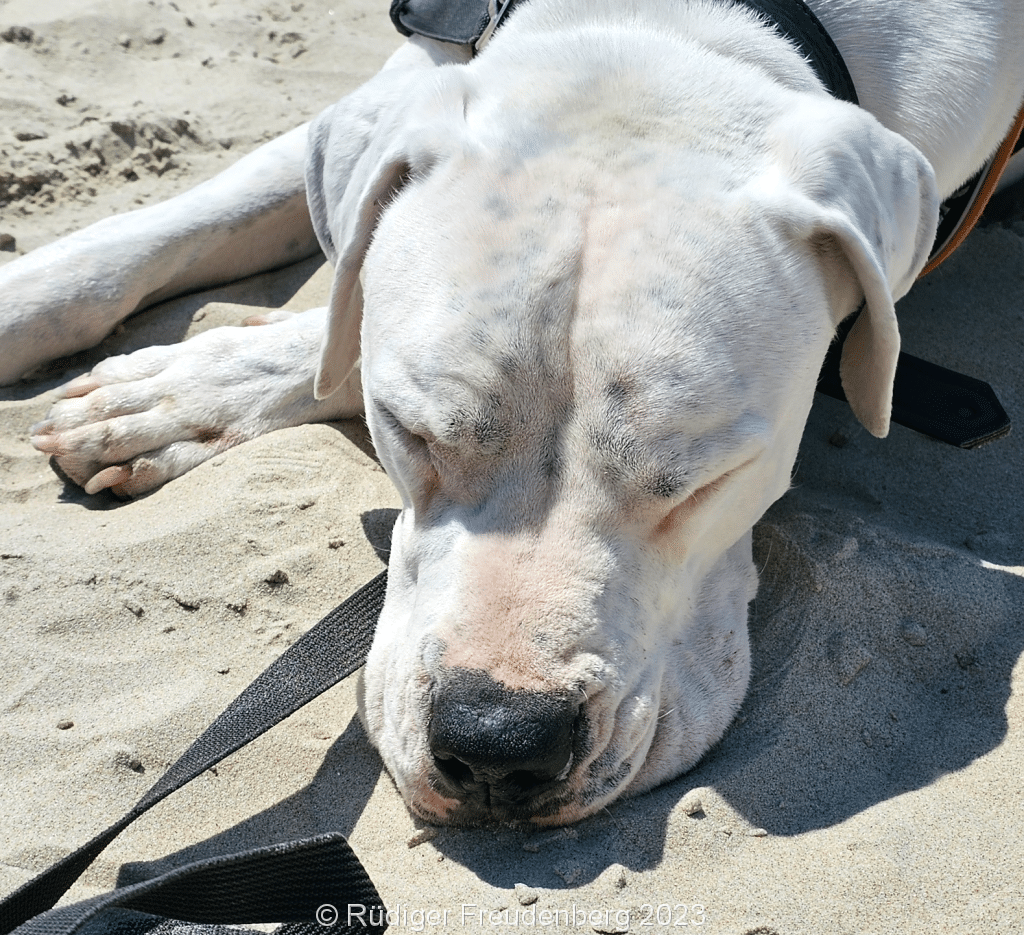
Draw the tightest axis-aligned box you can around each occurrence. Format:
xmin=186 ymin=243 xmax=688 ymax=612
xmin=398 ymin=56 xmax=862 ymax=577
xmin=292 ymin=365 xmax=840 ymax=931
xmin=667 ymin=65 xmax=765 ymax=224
xmin=391 ymin=0 xmax=1011 ymax=448
xmin=391 ymin=0 xmax=856 ymax=107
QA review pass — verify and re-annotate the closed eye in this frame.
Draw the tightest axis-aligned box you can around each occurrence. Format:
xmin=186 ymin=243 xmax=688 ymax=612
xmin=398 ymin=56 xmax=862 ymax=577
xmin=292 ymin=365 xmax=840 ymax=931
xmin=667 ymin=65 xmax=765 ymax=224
xmin=654 ymin=457 xmax=756 ymax=536
xmin=374 ymin=403 xmax=481 ymax=506
xmin=374 ymin=403 xmax=440 ymax=488
xmin=377 ymin=404 xmax=432 ymax=453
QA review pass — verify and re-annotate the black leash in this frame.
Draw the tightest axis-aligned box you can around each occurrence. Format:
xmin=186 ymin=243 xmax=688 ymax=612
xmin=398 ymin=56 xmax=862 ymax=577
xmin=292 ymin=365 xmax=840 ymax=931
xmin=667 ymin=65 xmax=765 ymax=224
xmin=0 ymin=573 xmax=389 ymax=935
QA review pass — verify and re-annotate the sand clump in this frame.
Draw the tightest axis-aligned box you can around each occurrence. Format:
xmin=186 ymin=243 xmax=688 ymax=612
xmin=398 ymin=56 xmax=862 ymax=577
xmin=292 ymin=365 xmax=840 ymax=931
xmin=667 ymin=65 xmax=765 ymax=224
xmin=1 ymin=111 xmax=214 ymax=211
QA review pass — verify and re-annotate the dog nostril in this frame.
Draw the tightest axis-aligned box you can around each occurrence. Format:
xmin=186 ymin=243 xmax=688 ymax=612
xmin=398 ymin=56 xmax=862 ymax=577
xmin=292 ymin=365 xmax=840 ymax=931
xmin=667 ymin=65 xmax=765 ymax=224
xmin=428 ymin=668 xmax=578 ymax=801
xmin=433 ymin=753 xmax=475 ymax=788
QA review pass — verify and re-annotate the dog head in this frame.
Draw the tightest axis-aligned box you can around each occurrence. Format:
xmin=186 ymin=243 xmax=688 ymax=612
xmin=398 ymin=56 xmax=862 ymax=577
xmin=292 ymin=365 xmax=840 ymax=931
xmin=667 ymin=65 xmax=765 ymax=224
xmin=308 ymin=34 xmax=937 ymax=825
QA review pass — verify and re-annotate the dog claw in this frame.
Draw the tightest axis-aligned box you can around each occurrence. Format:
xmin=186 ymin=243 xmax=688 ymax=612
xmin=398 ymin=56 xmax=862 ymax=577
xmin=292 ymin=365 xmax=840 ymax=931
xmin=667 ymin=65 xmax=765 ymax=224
xmin=30 ymin=432 xmax=61 ymax=454
xmin=84 ymin=464 xmax=133 ymax=495
xmin=59 ymin=374 xmax=102 ymax=398
xmin=242 ymin=310 xmax=297 ymax=327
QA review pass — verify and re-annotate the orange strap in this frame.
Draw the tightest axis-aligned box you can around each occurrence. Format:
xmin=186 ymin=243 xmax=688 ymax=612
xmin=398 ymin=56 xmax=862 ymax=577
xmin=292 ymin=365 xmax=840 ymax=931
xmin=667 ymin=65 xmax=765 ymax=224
xmin=919 ymin=101 xmax=1024 ymax=278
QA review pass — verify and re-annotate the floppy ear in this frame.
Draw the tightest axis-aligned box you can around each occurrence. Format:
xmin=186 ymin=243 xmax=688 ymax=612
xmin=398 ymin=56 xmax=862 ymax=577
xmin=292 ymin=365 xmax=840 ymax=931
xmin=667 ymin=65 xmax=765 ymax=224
xmin=306 ymin=70 xmax=474 ymax=400
xmin=762 ymin=101 xmax=939 ymax=437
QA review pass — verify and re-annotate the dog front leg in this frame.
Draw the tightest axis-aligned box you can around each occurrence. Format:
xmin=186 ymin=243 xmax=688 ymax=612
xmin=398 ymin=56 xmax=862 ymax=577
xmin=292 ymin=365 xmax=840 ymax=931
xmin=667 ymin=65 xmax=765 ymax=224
xmin=28 ymin=304 xmax=368 ymax=497
xmin=0 ymin=123 xmax=317 ymax=386
xmin=21 ymin=35 xmax=474 ymax=496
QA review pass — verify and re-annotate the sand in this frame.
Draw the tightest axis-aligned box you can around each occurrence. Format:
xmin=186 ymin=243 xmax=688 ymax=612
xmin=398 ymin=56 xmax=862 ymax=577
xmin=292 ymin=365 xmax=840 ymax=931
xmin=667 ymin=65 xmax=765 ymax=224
xmin=1 ymin=3 xmax=1023 ymax=934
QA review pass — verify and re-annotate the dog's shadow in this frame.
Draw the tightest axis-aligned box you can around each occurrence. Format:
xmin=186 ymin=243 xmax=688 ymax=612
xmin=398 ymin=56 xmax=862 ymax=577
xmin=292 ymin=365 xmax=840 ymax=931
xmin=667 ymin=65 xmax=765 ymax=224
xmin=112 ymin=490 xmax=1023 ymax=897
xmin=115 ymin=711 xmax=385 ymax=888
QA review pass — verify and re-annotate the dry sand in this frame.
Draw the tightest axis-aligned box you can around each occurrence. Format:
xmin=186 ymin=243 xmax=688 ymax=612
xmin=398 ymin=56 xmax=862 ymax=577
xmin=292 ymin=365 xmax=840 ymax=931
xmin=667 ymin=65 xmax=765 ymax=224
xmin=1 ymin=3 xmax=1023 ymax=933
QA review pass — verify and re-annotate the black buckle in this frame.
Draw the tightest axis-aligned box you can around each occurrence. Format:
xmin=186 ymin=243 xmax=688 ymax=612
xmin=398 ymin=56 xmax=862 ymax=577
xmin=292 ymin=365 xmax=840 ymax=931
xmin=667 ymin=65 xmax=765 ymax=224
xmin=817 ymin=313 xmax=1012 ymax=449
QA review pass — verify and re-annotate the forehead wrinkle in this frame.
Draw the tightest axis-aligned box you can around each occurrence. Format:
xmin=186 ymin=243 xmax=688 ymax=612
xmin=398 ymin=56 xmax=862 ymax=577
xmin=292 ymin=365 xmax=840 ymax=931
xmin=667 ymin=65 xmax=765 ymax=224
xmin=377 ymin=223 xmax=583 ymax=451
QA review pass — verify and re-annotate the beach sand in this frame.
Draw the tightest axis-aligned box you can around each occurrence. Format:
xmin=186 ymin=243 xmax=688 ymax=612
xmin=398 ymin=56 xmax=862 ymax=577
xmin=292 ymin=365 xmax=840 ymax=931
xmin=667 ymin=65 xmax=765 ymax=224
xmin=1 ymin=3 xmax=1023 ymax=933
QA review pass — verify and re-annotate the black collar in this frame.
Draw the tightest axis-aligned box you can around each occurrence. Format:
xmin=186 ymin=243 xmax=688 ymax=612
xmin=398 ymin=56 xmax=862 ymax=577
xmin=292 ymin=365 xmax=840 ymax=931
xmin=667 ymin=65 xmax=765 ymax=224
xmin=732 ymin=0 xmax=857 ymax=104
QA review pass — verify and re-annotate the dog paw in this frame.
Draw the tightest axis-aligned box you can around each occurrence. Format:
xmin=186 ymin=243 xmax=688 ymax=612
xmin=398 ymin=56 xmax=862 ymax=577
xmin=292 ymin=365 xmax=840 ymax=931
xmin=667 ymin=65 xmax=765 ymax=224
xmin=29 ymin=308 xmax=362 ymax=496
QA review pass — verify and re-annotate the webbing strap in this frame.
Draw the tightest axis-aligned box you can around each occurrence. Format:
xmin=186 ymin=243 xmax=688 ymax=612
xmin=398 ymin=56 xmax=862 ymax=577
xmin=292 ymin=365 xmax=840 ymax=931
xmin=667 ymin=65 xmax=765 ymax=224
xmin=0 ymin=573 xmax=389 ymax=935
xmin=8 ymin=836 xmax=384 ymax=935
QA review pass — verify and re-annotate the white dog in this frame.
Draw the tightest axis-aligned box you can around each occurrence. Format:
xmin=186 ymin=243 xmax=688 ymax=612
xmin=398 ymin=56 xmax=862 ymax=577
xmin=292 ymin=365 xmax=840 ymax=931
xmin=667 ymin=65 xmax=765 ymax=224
xmin=2 ymin=0 xmax=1022 ymax=826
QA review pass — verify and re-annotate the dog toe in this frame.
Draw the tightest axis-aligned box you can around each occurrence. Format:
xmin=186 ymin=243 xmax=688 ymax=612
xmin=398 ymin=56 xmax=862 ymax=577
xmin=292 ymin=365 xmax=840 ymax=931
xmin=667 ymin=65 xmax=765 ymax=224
xmin=29 ymin=430 xmax=60 ymax=453
xmin=111 ymin=443 xmax=225 ymax=497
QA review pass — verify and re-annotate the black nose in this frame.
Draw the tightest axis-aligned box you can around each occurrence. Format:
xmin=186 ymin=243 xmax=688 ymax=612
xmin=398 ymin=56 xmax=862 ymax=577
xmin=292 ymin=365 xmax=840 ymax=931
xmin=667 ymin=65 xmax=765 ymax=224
xmin=429 ymin=668 xmax=579 ymax=807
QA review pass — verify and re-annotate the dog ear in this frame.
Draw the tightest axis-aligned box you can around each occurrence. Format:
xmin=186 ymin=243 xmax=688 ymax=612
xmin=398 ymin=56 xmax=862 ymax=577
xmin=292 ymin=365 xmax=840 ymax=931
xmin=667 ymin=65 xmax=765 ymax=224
xmin=307 ymin=70 xmax=473 ymax=400
xmin=763 ymin=101 xmax=939 ymax=437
